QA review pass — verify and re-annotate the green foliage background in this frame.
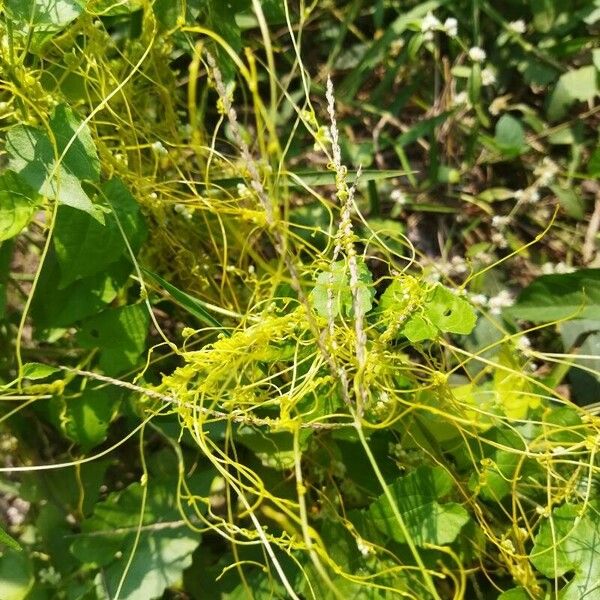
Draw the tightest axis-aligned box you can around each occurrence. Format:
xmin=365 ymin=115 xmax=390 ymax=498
xmin=0 ymin=1 xmax=599 ymax=599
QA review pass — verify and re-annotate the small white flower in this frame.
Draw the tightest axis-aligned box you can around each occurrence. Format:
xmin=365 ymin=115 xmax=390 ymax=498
xmin=491 ymin=231 xmax=507 ymax=248
xmin=470 ymin=293 xmax=488 ymax=306
xmin=492 ymin=215 xmax=510 ymax=229
xmin=450 ymin=255 xmax=468 ymax=274
xmin=468 ymin=46 xmax=486 ymax=63
xmin=421 ymin=12 xmax=441 ymax=33
xmin=356 ymin=538 xmax=373 ymax=556
xmin=513 ymin=189 xmax=525 ymax=201
xmin=541 ymin=261 xmax=574 ymax=275
xmin=481 ymin=67 xmax=496 ymax=86
xmin=534 ymin=157 xmax=559 ymax=186
xmin=516 ymin=335 xmax=531 ymax=352
xmin=452 ymin=90 xmax=469 ymax=106
xmin=488 ymin=290 xmax=514 ymax=314
xmin=443 ymin=17 xmax=458 ymax=37
xmin=508 ymin=20 xmax=526 ymax=34
xmin=390 ymin=189 xmax=408 ymax=205
xmin=151 ymin=140 xmax=168 ymax=155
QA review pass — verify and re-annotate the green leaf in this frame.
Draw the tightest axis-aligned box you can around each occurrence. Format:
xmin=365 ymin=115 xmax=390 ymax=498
xmin=60 ymin=386 xmax=123 ymax=451
xmin=21 ymin=362 xmax=60 ymax=380
xmin=369 ymin=466 xmax=470 ymax=546
xmin=424 ymin=285 xmax=477 ymax=335
xmin=0 ymin=527 xmax=21 ymax=551
xmin=402 ymin=314 xmax=438 ymax=343
xmin=547 ymin=66 xmax=600 ymax=121
xmin=508 ymin=269 xmax=600 ymax=322
xmin=550 ymin=184 xmax=585 ymax=219
xmin=588 ymin=147 xmax=600 ymax=177
xmin=311 ymin=260 xmax=375 ymax=319
xmin=72 ymin=475 xmax=206 ymax=600
xmin=6 ymin=0 xmax=84 ymax=32
xmin=498 ymin=588 xmax=530 ymax=600
xmin=0 ymin=240 xmax=11 ymax=319
xmin=54 ymin=178 xmax=146 ymax=287
xmin=0 ymin=550 xmax=33 ymax=600
xmin=236 ymin=426 xmax=312 ymax=470
xmin=0 ymin=171 xmax=39 ymax=241
xmin=76 ymin=304 xmax=149 ymax=375
xmin=494 ymin=114 xmax=527 ymax=156
xmin=6 ymin=105 xmax=100 ymax=217
xmin=141 ymin=268 xmax=223 ymax=330
xmin=530 ymin=502 xmax=600 ymax=599
xmin=31 ymin=251 xmax=131 ymax=329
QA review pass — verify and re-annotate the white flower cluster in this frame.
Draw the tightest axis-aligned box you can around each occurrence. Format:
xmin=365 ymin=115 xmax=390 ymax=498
xmin=534 ymin=157 xmax=559 ymax=187
xmin=469 ymin=290 xmax=514 ymax=314
xmin=508 ymin=20 xmax=526 ymax=34
xmin=516 ymin=334 xmax=531 ymax=352
xmin=492 ymin=215 xmax=511 ymax=229
xmin=390 ymin=188 xmax=408 ymax=205
xmin=373 ymin=391 xmax=391 ymax=415
xmin=514 ymin=188 xmax=541 ymax=204
xmin=356 ymin=538 xmax=373 ymax=556
xmin=468 ymin=46 xmax=486 ymax=63
xmin=541 ymin=261 xmax=575 ymax=275
xmin=421 ymin=12 xmax=458 ymax=41
xmin=151 ymin=140 xmax=168 ymax=156
xmin=173 ymin=203 xmax=193 ymax=220
xmin=481 ymin=67 xmax=496 ymax=86
xmin=490 ymin=216 xmax=510 ymax=248
xmin=488 ymin=290 xmax=514 ymax=314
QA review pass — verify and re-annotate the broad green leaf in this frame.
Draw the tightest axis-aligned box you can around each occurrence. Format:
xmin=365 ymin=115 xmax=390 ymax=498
xmin=494 ymin=114 xmax=527 ymax=156
xmin=6 ymin=0 xmax=84 ymax=32
xmin=547 ymin=66 xmax=599 ymax=121
xmin=236 ymin=426 xmax=312 ymax=470
xmin=141 ymin=268 xmax=223 ymax=330
xmin=311 ymin=260 xmax=375 ymax=319
xmin=54 ymin=178 xmax=146 ymax=287
xmin=508 ymin=269 xmax=600 ymax=322
xmin=0 ymin=171 xmax=39 ymax=241
xmin=401 ymin=314 xmax=437 ymax=342
xmin=0 ymin=550 xmax=33 ymax=600
xmin=76 ymin=304 xmax=149 ymax=375
xmin=424 ymin=285 xmax=477 ymax=335
xmin=59 ymin=386 xmax=123 ymax=451
xmin=71 ymin=473 xmax=207 ymax=600
xmin=31 ymin=252 xmax=131 ymax=329
xmin=560 ymin=319 xmax=600 ymax=380
xmin=530 ymin=502 xmax=600 ymax=599
xmin=369 ymin=466 xmax=469 ymax=546
xmin=6 ymin=105 xmax=100 ymax=217
xmin=0 ymin=527 xmax=21 ymax=551
xmin=21 ymin=362 xmax=60 ymax=380
xmin=20 ymin=460 xmax=108 ymax=517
